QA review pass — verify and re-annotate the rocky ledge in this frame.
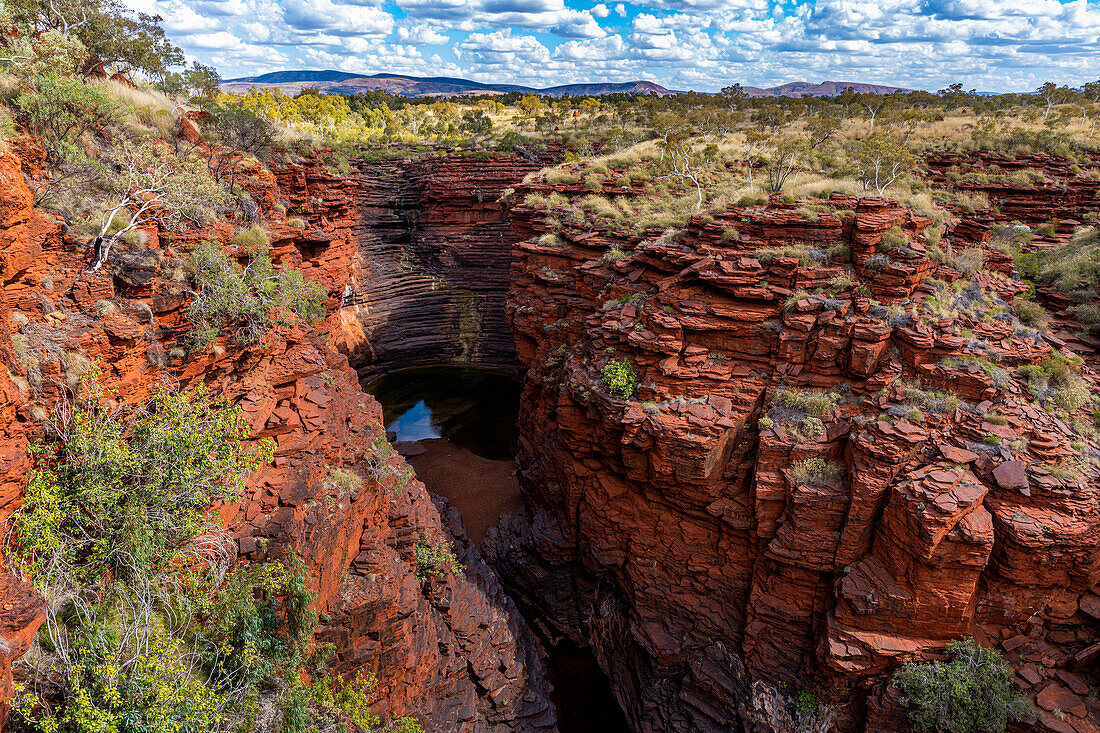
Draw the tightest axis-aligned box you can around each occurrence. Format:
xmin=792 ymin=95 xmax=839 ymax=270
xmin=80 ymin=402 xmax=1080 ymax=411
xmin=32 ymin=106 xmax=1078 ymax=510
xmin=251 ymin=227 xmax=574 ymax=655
xmin=485 ymin=179 xmax=1100 ymax=732
xmin=0 ymin=143 xmax=557 ymax=731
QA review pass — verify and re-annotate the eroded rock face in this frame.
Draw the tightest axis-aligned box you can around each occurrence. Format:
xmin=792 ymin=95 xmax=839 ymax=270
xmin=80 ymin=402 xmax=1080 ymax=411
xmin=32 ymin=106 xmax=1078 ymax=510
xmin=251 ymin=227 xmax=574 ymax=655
xmin=0 ymin=145 xmax=556 ymax=732
xmin=485 ymin=181 xmax=1100 ymax=732
xmin=310 ymin=153 xmax=551 ymax=380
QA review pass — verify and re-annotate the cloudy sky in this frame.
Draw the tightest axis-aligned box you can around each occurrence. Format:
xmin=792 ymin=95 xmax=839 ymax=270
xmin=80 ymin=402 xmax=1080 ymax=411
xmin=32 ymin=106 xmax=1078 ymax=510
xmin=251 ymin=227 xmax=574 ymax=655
xmin=122 ymin=0 xmax=1100 ymax=92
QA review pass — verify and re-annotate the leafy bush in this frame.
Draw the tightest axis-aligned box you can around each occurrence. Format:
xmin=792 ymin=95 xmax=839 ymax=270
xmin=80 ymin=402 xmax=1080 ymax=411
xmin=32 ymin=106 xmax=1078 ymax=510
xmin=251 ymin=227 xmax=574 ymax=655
xmin=13 ymin=377 xmax=272 ymax=581
xmin=187 ymin=241 xmax=327 ymax=349
xmin=893 ymin=638 xmax=1031 ymax=733
xmin=600 ymin=358 xmax=638 ymax=399
xmin=414 ymin=535 xmax=464 ymax=580
xmin=7 ymin=376 xmax=290 ymax=733
xmin=790 ymin=458 xmax=842 ymax=486
xmin=14 ymin=74 xmax=117 ymax=160
xmin=199 ymin=555 xmax=318 ymax=692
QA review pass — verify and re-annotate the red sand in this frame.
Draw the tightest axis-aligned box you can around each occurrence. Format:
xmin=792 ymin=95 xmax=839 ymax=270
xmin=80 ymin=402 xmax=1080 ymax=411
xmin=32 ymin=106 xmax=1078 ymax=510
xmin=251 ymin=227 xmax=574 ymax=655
xmin=405 ymin=438 xmax=522 ymax=545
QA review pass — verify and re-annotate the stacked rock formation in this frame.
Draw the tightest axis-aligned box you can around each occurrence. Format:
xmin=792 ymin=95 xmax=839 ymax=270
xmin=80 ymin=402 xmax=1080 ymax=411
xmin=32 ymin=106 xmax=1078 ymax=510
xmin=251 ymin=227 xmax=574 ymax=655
xmin=0 ymin=142 xmax=557 ymax=731
xmin=329 ymin=153 xmax=551 ymax=380
xmin=485 ymin=172 xmax=1100 ymax=732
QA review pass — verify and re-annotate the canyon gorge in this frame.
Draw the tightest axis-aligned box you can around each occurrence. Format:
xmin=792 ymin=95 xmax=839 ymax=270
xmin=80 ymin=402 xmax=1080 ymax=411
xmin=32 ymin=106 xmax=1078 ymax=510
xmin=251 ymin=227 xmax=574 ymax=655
xmin=0 ymin=131 xmax=1098 ymax=733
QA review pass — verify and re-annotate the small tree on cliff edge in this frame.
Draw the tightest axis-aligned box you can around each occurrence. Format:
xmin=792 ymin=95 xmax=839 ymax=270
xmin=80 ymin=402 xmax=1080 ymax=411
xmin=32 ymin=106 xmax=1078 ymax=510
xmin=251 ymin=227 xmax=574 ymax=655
xmin=89 ymin=139 xmax=228 ymax=272
xmin=848 ymin=133 xmax=915 ymax=196
xmin=893 ymin=638 xmax=1031 ymax=733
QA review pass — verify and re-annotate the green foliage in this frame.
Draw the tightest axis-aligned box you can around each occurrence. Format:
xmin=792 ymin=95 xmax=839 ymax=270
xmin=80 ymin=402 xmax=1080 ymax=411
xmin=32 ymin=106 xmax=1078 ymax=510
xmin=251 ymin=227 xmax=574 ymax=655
xmin=198 ymin=555 xmax=318 ymax=691
xmin=600 ymin=358 xmax=638 ymax=399
xmin=13 ymin=376 xmax=272 ymax=581
xmin=893 ymin=638 xmax=1031 ymax=733
xmin=0 ymin=27 xmax=87 ymax=76
xmin=790 ymin=458 xmax=842 ymax=486
xmin=414 ymin=535 xmax=464 ymax=581
xmin=5 ymin=0 xmax=184 ymax=76
xmin=794 ymin=690 xmax=818 ymax=718
xmin=187 ymin=242 xmax=327 ymax=350
xmin=774 ymin=388 xmax=841 ymax=417
xmin=15 ymin=627 xmax=227 ymax=733
xmin=14 ymin=74 xmax=116 ymax=160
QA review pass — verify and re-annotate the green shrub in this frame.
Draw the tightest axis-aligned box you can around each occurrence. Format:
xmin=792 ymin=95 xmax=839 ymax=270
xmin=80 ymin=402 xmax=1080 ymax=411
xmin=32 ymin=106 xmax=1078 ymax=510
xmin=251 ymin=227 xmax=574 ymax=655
xmin=600 ymin=359 xmax=638 ymax=399
xmin=287 ymin=217 xmax=307 ymax=229
xmin=775 ymin=388 xmax=841 ymax=417
xmin=893 ymin=638 xmax=1031 ymax=733
xmin=187 ymin=242 xmax=327 ymax=350
xmin=414 ymin=535 xmax=464 ymax=580
xmin=13 ymin=377 xmax=272 ymax=581
xmin=790 ymin=458 xmax=842 ymax=486
xmin=14 ymin=74 xmax=117 ymax=161
xmin=198 ymin=555 xmax=317 ymax=692
xmin=794 ymin=690 xmax=818 ymax=718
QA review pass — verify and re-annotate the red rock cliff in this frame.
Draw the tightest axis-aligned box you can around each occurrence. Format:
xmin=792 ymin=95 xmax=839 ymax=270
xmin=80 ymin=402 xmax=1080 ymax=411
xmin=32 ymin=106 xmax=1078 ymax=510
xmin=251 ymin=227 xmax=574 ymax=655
xmin=313 ymin=152 xmax=551 ymax=380
xmin=0 ymin=145 xmax=557 ymax=732
xmin=485 ymin=177 xmax=1100 ymax=732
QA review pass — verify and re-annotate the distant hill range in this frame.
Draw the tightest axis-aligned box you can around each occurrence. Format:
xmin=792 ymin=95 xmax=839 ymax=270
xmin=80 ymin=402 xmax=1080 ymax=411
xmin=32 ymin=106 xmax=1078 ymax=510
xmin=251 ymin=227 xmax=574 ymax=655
xmin=220 ymin=71 xmax=911 ymax=99
xmin=740 ymin=81 xmax=911 ymax=97
xmin=220 ymin=71 xmax=678 ymax=98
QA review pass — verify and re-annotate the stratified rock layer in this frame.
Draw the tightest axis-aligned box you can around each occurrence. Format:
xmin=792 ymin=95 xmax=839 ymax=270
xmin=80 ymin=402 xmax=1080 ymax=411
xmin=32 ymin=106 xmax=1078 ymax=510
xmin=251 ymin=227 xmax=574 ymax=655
xmin=0 ymin=144 xmax=556 ymax=732
xmin=287 ymin=153 xmax=551 ymax=380
xmin=486 ymin=181 xmax=1100 ymax=732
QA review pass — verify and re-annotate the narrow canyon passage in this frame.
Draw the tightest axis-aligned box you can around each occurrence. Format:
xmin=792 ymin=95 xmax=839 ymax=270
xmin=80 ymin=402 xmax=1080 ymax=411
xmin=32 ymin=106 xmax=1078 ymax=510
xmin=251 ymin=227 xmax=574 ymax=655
xmin=339 ymin=153 xmax=633 ymax=732
xmin=363 ymin=365 xmax=631 ymax=733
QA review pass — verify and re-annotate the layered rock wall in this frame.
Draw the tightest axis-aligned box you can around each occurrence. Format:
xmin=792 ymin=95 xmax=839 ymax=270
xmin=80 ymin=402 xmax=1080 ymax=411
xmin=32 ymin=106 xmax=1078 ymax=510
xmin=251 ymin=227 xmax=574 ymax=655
xmin=0 ymin=145 xmax=557 ymax=732
xmin=323 ymin=154 xmax=549 ymax=379
xmin=486 ymin=179 xmax=1100 ymax=732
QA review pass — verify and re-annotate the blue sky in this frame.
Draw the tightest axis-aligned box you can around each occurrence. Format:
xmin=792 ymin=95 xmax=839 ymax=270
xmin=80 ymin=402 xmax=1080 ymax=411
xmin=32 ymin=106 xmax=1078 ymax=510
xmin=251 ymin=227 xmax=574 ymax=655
xmin=122 ymin=0 xmax=1100 ymax=92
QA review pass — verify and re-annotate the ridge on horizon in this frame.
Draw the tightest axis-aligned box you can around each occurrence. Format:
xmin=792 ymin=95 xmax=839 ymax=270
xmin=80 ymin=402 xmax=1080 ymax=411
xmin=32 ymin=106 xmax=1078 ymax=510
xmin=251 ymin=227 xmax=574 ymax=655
xmin=220 ymin=70 xmax=914 ymax=98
